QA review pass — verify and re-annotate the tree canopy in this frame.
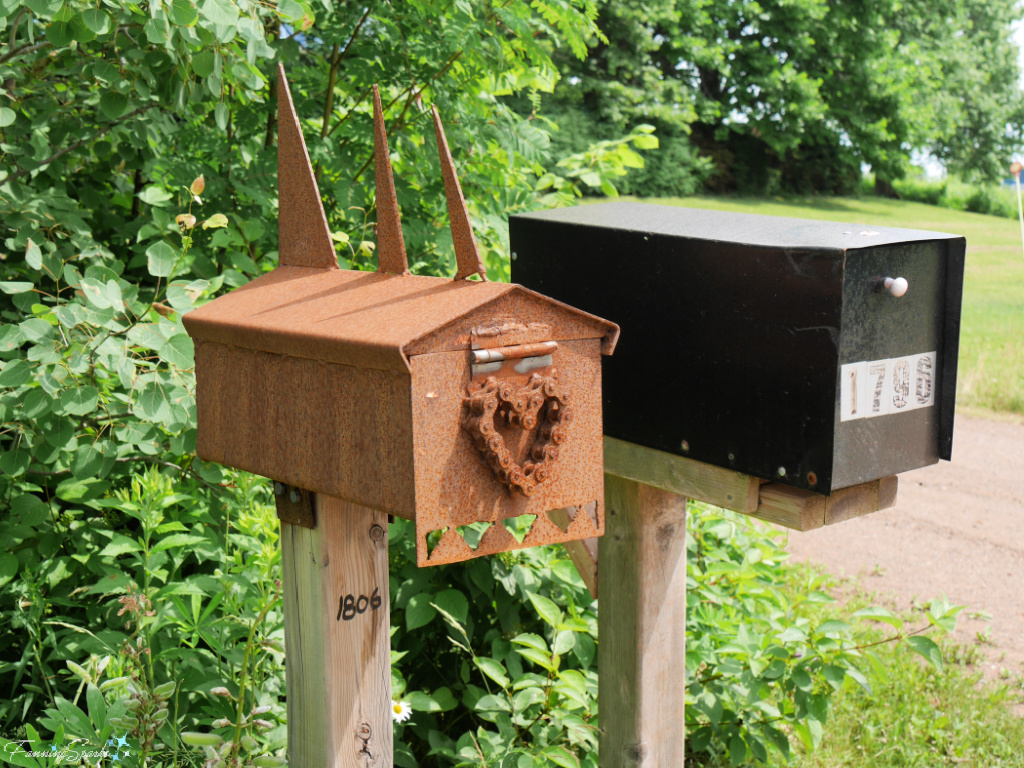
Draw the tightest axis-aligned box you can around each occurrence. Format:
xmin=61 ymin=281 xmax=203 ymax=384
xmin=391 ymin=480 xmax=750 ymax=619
xmin=546 ymin=0 xmax=1024 ymax=194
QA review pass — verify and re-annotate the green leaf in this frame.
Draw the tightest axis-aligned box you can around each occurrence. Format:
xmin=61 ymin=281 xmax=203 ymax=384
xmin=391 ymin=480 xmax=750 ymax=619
xmin=906 ymin=635 xmax=943 ymax=670
xmin=46 ymin=5 xmax=76 ymax=46
xmin=58 ymin=385 xmax=99 ymax=416
xmin=406 ymin=691 xmax=440 ymax=712
xmin=0 ymin=446 xmax=31 ymax=477
xmin=0 ymin=553 xmax=18 ymax=587
xmin=71 ymin=444 xmax=104 ymax=479
xmin=816 ymin=620 xmax=852 ymax=635
xmin=151 ymin=534 xmax=206 ymax=554
xmin=432 ymin=589 xmax=469 ymax=625
xmin=0 ymin=107 xmax=16 ymax=128
xmin=552 ymin=630 xmax=576 ymax=656
xmin=542 ymin=746 xmax=579 ymax=768
xmin=99 ymin=535 xmax=144 ymax=557
xmin=527 ymin=592 xmax=562 ymax=628
xmin=632 ymin=134 xmax=659 ymax=150
xmin=146 ymin=241 xmax=178 ymax=277
xmin=473 ymin=657 xmax=509 ymax=688
xmin=511 ymin=633 xmax=548 ymax=653
xmin=25 ymin=240 xmax=42 ymax=269
xmin=406 ymin=593 xmax=436 ymax=631
xmin=139 ymin=186 xmax=174 ymax=205
xmin=202 ymin=213 xmax=229 ymax=229
xmin=852 ymin=606 xmax=904 ymax=630
xmin=159 ymin=333 xmax=195 ymax=368
xmin=134 ymin=378 xmax=171 ymax=423
xmin=23 ymin=389 xmax=52 ymax=419
xmin=0 ymin=281 xmax=34 ymax=294
xmin=144 ymin=16 xmax=170 ymax=44
xmin=99 ymin=91 xmax=128 ymax=120
xmin=200 ymin=0 xmax=239 ymax=26
xmin=78 ymin=8 xmax=111 ymax=34
xmin=86 ymin=684 xmax=106 ymax=730
xmin=193 ymin=50 xmax=216 ymax=77
xmin=215 ymin=102 xmax=229 ymax=131
xmin=169 ymin=0 xmax=199 ymax=26
xmin=72 ymin=11 xmax=97 ymax=41
xmin=0 ymin=359 xmax=32 ymax=387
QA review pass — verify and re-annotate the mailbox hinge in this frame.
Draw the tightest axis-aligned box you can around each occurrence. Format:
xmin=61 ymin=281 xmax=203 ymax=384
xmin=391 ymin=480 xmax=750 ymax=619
xmin=273 ymin=482 xmax=316 ymax=529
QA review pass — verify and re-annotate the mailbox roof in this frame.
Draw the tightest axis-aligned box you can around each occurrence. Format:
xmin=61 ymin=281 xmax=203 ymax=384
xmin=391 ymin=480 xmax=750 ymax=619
xmin=513 ymin=202 xmax=963 ymax=251
xmin=183 ymin=266 xmax=618 ymax=374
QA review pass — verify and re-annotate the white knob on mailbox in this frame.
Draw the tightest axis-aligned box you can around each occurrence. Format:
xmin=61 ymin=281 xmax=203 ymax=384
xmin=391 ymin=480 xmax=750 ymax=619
xmin=883 ymin=276 xmax=909 ymax=297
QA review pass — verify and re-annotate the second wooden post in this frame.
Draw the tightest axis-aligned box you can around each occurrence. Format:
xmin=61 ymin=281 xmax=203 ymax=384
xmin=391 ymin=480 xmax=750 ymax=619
xmin=599 ymin=474 xmax=688 ymax=768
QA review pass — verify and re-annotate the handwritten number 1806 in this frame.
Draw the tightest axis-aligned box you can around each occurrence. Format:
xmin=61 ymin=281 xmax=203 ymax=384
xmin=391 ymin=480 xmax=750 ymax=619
xmin=337 ymin=587 xmax=382 ymax=621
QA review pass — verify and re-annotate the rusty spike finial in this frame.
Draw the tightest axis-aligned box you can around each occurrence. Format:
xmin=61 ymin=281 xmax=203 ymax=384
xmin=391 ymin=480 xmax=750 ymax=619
xmin=276 ymin=64 xmax=339 ymax=270
xmin=431 ymin=105 xmax=487 ymax=281
xmin=373 ymin=84 xmax=409 ymax=276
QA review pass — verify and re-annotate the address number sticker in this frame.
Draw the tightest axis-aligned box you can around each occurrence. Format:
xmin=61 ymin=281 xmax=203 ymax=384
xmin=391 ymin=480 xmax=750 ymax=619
xmin=840 ymin=351 xmax=936 ymax=422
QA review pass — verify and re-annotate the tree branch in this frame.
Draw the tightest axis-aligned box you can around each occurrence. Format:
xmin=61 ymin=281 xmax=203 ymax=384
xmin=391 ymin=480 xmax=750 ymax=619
xmin=321 ymin=4 xmax=373 ymax=139
xmin=0 ymin=104 xmax=158 ymax=186
xmin=0 ymin=40 xmax=51 ymax=66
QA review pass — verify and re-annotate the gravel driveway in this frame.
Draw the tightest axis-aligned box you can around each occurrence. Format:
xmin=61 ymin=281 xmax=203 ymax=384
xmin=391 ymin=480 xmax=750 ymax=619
xmin=785 ymin=413 xmax=1024 ymax=683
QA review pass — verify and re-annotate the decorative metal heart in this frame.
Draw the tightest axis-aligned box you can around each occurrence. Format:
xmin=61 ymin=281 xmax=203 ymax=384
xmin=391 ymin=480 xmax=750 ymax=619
xmin=462 ymin=370 xmax=572 ymax=496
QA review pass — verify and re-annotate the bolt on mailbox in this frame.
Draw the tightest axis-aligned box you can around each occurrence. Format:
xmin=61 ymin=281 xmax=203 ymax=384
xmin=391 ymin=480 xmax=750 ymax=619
xmin=183 ymin=68 xmax=618 ymax=566
xmin=511 ymin=202 xmax=965 ymax=494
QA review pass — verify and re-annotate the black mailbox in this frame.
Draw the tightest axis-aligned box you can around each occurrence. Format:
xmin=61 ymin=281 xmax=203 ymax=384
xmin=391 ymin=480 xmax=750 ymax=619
xmin=510 ymin=202 xmax=966 ymax=493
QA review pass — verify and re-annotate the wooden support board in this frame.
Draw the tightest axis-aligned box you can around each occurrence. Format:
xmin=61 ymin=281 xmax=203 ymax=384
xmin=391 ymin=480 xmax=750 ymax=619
xmin=277 ymin=492 xmax=392 ymax=768
xmin=604 ymin=437 xmax=898 ymax=531
xmin=598 ymin=475 xmax=688 ymax=767
xmin=563 ymin=442 xmax=900 ymax=599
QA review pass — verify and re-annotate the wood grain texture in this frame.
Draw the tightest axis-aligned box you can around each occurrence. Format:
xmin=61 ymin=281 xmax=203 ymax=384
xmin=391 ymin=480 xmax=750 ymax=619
xmin=280 ymin=495 xmax=391 ymax=768
xmin=755 ymin=476 xmax=899 ymax=530
xmin=604 ymin=437 xmax=758 ymax=514
xmin=598 ymin=475 xmax=687 ymax=767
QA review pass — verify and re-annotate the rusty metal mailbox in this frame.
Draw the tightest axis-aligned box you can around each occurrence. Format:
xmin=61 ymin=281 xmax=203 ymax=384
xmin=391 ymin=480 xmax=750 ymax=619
xmin=511 ymin=202 xmax=965 ymax=494
xmin=183 ymin=69 xmax=618 ymax=566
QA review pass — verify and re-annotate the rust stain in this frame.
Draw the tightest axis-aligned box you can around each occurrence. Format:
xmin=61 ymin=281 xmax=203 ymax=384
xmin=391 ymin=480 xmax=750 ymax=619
xmin=185 ymin=71 xmax=619 ymax=568
xmin=373 ymin=84 xmax=409 ymax=276
xmin=410 ymin=339 xmax=607 ymax=566
xmin=274 ymin=482 xmax=316 ymax=528
xmin=462 ymin=363 xmax=571 ymax=496
xmin=276 ymin=64 xmax=338 ymax=270
xmin=432 ymin=105 xmax=487 ymax=281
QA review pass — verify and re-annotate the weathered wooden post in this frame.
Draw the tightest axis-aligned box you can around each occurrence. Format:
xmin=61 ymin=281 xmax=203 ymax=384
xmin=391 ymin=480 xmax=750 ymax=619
xmin=512 ymin=202 xmax=966 ymax=766
xmin=183 ymin=66 xmax=620 ymax=767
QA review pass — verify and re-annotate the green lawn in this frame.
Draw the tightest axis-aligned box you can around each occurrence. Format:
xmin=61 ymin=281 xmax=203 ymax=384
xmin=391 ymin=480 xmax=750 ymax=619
xmin=631 ymin=195 xmax=1024 ymax=416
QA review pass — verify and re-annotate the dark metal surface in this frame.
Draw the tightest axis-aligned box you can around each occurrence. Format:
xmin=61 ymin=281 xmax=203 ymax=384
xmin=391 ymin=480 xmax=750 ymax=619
xmin=373 ymin=84 xmax=409 ymax=275
xmin=274 ymin=482 xmax=317 ymax=528
xmin=276 ymin=65 xmax=339 ymax=270
xmin=511 ymin=202 xmax=966 ymax=492
xmin=830 ymin=242 xmax=949 ymax=488
xmin=432 ymin=105 xmax=487 ymax=281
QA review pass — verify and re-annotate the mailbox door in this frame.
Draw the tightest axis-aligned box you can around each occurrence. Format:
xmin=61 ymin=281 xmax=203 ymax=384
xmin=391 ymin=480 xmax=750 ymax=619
xmin=832 ymin=239 xmax=964 ymax=488
xmin=408 ymin=339 xmax=605 ymax=566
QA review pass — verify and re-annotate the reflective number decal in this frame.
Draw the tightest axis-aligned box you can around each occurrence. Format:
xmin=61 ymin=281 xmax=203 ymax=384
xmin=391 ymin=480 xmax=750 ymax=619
xmin=840 ymin=352 xmax=937 ymax=422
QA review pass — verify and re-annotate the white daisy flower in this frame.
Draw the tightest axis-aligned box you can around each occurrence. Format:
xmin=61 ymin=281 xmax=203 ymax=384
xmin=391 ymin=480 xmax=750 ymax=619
xmin=391 ymin=700 xmax=412 ymax=723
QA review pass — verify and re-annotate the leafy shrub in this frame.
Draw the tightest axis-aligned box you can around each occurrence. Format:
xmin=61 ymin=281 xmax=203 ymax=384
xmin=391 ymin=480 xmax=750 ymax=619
xmin=886 ymin=174 xmax=1019 ymax=219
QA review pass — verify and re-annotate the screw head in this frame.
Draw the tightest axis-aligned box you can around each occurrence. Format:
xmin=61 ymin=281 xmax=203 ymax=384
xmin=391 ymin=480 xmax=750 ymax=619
xmin=273 ymin=482 xmax=284 ymax=496
xmin=289 ymin=489 xmax=301 ymax=503
xmin=777 ymin=466 xmax=786 ymax=477
xmin=727 ymin=452 xmax=735 ymax=461
xmin=681 ymin=440 xmax=690 ymax=453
